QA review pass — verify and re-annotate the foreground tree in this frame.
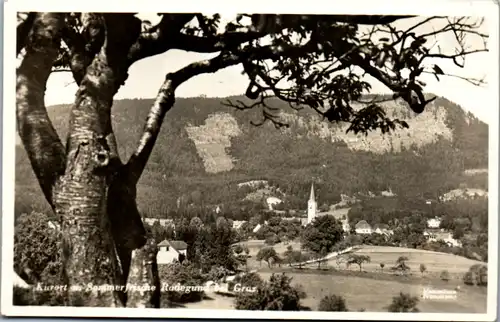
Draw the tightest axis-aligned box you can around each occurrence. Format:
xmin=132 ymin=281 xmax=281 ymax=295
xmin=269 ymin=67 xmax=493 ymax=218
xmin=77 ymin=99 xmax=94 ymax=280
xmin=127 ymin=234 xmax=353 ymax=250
xmin=234 ymin=273 xmax=306 ymax=310
xmin=16 ymin=12 xmax=487 ymax=307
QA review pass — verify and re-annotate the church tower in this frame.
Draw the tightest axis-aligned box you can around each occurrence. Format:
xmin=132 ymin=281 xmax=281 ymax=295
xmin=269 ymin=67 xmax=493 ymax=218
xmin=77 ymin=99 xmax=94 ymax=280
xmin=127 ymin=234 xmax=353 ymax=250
xmin=307 ymin=183 xmax=317 ymax=224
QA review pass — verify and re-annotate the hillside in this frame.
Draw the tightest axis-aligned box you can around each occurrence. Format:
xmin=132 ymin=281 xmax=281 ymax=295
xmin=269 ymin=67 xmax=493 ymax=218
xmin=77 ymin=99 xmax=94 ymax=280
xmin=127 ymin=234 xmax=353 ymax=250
xmin=15 ymin=94 xmax=488 ymax=219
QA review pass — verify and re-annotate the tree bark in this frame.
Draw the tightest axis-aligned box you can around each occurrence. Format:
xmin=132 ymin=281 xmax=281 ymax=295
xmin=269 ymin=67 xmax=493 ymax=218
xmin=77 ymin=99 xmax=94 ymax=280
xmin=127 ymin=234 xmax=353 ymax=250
xmin=17 ymin=13 xmax=159 ymax=307
xmin=16 ymin=13 xmax=66 ymax=206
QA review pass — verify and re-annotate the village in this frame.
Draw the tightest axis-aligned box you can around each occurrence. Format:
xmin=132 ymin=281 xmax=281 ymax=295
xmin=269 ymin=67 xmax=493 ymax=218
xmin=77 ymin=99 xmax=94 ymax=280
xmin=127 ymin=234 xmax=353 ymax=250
xmin=145 ymin=183 xmax=469 ymax=266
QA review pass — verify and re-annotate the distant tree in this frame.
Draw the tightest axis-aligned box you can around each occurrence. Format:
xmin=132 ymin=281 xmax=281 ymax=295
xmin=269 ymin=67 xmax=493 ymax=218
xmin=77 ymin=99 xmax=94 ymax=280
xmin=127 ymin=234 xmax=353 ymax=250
xmin=419 ymin=264 xmax=427 ymax=276
xmin=233 ymin=244 xmax=249 ymax=270
xmin=463 ymin=271 xmax=474 ymax=285
xmin=465 ymin=264 xmax=487 ymax=286
xmin=336 ymin=256 xmax=348 ymax=270
xmin=453 ymin=226 xmax=466 ymax=240
xmin=396 ymin=256 xmax=409 ymax=265
xmin=265 ymin=233 xmax=280 ymax=246
xmin=318 ymin=294 xmax=348 ymax=312
xmin=387 ymin=292 xmax=420 ymax=312
xmin=301 ymin=215 xmax=343 ymax=262
xmin=347 ymin=254 xmax=371 ymax=271
xmin=235 ymin=273 xmax=305 ymax=310
xmin=392 ymin=256 xmax=411 ymax=275
xmin=189 ymin=216 xmax=204 ymax=231
xmin=256 ymin=247 xmax=280 ymax=268
xmin=283 ymin=245 xmax=295 ymax=266
xmin=290 ymin=251 xmax=311 ymax=269
xmin=149 ymin=221 xmax=168 ymax=243
xmin=440 ymin=270 xmax=450 ymax=281
xmin=380 ymin=262 xmax=385 ymax=272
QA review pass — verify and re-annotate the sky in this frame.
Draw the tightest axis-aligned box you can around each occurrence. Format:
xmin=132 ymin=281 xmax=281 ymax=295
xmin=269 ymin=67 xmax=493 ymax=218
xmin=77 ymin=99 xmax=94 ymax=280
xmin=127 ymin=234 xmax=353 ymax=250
xmin=42 ymin=14 xmax=495 ymax=123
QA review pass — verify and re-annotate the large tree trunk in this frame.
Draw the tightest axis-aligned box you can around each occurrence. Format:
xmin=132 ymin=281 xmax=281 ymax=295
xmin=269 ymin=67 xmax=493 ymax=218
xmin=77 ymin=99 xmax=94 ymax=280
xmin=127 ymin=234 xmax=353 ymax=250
xmin=17 ymin=12 xmax=233 ymax=308
xmin=16 ymin=13 xmax=159 ymax=307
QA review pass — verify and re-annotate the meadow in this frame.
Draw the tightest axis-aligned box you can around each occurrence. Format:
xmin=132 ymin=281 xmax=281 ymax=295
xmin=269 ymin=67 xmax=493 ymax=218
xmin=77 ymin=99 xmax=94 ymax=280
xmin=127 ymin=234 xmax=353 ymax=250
xmin=231 ymin=241 xmax=488 ymax=312
xmin=258 ymin=270 xmax=487 ymax=313
xmin=337 ymin=245 xmax=486 ymax=277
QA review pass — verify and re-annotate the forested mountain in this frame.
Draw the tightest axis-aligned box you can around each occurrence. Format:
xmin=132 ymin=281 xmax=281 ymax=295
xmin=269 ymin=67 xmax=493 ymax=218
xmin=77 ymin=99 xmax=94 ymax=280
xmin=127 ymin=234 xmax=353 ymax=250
xmin=15 ymin=94 xmax=488 ymax=219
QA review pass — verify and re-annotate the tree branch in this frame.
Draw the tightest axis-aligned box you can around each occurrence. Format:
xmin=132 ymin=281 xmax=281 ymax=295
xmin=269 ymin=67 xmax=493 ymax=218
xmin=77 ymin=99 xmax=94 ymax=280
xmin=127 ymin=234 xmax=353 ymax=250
xmin=127 ymin=14 xmax=417 ymax=59
xmin=16 ymin=12 xmax=36 ymax=56
xmin=61 ymin=13 xmax=106 ymax=85
xmin=324 ymin=15 xmax=416 ymax=25
xmin=16 ymin=13 xmax=67 ymax=206
xmin=127 ymin=14 xmax=196 ymax=65
xmin=126 ymin=40 xmax=317 ymax=181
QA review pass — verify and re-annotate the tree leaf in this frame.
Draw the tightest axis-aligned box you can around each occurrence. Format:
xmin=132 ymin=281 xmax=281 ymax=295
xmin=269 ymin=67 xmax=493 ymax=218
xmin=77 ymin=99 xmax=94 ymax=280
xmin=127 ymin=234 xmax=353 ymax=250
xmin=433 ymin=64 xmax=444 ymax=75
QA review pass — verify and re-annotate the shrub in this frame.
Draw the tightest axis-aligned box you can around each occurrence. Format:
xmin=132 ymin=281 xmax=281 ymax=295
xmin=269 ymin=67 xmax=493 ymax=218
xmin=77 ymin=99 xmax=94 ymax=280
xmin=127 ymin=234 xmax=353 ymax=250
xmin=387 ymin=292 xmax=419 ymax=312
xmin=159 ymin=260 xmax=207 ymax=304
xmin=318 ymin=294 xmax=348 ymax=312
xmin=440 ymin=270 xmax=450 ymax=281
xmin=235 ymin=273 xmax=305 ymax=310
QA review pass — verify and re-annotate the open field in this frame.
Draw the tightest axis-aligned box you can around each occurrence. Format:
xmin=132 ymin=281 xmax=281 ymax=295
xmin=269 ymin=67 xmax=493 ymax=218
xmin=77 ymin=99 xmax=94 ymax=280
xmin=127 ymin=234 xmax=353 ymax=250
xmin=239 ymin=241 xmax=486 ymax=278
xmin=181 ymin=243 xmax=488 ymax=312
xmin=182 ymin=268 xmax=487 ymax=313
xmin=337 ymin=246 xmax=486 ymax=278
xmin=259 ymin=270 xmax=487 ymax=313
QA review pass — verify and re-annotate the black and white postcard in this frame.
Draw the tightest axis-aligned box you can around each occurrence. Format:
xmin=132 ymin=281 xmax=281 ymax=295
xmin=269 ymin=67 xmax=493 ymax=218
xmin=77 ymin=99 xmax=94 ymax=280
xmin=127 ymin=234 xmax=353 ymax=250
xmin=2 ymin=0 xmax=498 ymax=320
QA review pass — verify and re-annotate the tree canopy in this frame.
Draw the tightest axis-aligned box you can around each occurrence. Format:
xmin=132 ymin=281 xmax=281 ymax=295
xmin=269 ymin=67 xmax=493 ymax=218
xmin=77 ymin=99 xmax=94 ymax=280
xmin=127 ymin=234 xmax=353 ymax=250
xmin=15 ymin=11 xmax=488 ymax=307
xmin=18 ymin=13 xmax=487 ymax=136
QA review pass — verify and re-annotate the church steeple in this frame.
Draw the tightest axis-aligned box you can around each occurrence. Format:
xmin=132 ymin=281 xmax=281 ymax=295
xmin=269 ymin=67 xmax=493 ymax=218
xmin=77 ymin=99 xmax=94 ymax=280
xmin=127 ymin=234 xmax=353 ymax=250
xmin=309 ymin=182 xmax=315 ymax=201
xmin=307 ymin=182 xmax=317 ymax=225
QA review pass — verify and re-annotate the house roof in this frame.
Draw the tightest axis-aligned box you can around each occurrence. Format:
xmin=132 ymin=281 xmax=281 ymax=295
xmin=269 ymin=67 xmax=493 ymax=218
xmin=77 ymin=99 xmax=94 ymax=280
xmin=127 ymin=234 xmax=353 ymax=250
xmin=355 ymin=220 xmax=371 ymax=229
xmin=373 ymin=224 xmax=389 ymax=230
xmin=434 ymin=232 xmax=453 ymax=240
xmin=158 ymin=240 xmax=188 ymax=251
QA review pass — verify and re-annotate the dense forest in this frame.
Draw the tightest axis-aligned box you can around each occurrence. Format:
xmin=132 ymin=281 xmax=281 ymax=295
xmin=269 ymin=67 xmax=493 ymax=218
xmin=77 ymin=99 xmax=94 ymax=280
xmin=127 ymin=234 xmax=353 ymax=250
xmin=15 ymin=94 xmax=488 ymax=220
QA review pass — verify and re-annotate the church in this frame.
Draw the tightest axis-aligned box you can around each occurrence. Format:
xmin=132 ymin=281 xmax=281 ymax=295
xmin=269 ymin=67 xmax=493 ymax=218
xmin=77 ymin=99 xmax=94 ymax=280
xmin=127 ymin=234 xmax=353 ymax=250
xmin=306 ymin=183 xmax=351 ymax=233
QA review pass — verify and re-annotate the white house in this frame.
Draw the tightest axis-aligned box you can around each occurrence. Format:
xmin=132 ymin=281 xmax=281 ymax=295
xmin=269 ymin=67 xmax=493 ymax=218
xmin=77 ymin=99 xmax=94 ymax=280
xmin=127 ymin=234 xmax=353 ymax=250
xmin=47 ymin=220 xmax=61 ymax=230
xmin=427 ymin=217 xmax=442 ymax=229
xmin=266 ymin=196 xmax=283 ymax=210
xmin=232 ymin=220 xmax=247 ymax=230
xmin=373 ymin=224 xmax=394 ymax=236
xmin=143 ymin=217 xmax=175 ymax=228
xmin=157 ymin=240 xmax=188 ymax=265
xmin=426 ymin=232 xmax=462 ymax=247
xmin=355 ymin=220 xmax=372 ymax=235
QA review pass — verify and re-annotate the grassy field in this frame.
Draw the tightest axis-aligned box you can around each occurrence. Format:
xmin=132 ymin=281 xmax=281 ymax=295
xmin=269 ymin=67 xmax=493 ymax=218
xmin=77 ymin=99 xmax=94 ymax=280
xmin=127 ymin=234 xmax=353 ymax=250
xmin=336 ymin=245 xmax=486 ymax=278
xmin=225 ymin=241 xmax=488 ymax=312
xmin=258 ymin=270 xmax=487 ymax=313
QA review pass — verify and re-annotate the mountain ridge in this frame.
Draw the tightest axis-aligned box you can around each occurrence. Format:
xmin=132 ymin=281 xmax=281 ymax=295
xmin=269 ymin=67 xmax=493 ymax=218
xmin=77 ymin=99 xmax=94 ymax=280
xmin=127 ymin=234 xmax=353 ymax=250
xmin=15 ymin=94 xmax=488 ymax=218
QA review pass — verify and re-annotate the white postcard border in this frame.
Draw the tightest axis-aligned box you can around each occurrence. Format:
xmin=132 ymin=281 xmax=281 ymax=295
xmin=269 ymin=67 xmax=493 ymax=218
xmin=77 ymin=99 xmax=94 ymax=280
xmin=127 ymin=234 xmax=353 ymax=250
xmin=2 ymin=0 xmax=498 ymax=320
